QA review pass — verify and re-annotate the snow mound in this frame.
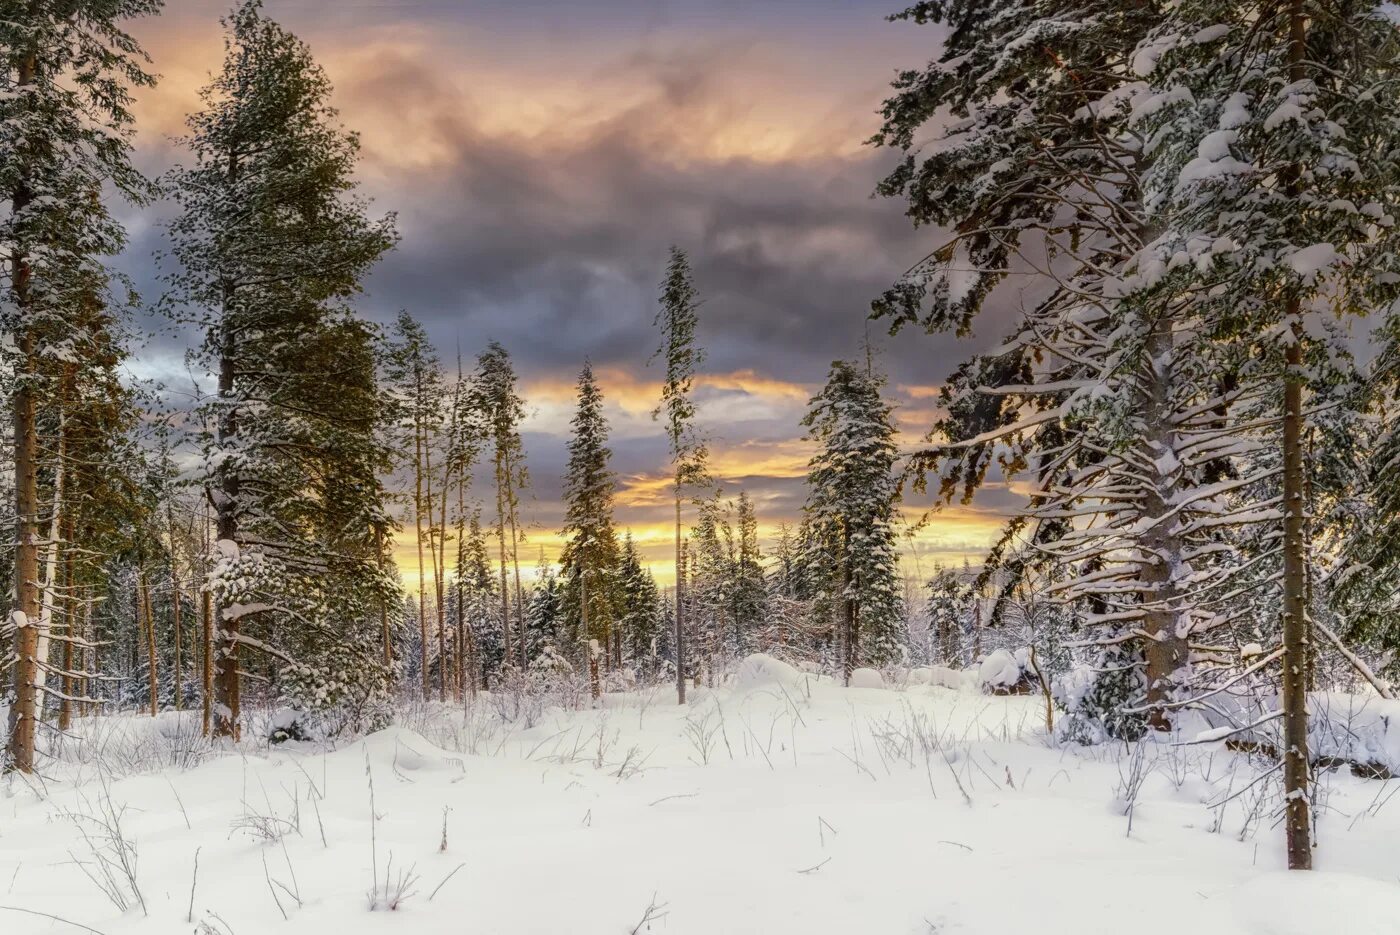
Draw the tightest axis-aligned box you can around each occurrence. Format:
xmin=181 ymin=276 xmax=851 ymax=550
xmin=1232 ymin=872 xmax=1400 ymax=935
xmin=848 ymin=668 xmax=885 ymax=689
xmin=1311 ymin=692 xmax=1400 ymax=775
xmin=359 ymin=727 xmax=462 ymax=773
xmin=977 ymin=648 xmax=1038 ymax=694
xmin=731 ymin=653 xmax=808 ymax=692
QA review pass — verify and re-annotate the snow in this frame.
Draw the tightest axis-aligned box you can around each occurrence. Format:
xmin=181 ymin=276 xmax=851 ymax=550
xmin=1286 ymin=243 xmax=1346 ymax=282
xmin=847 ymin=667 xmax=885 ymax=689
xmin=3 ymin=660 xmax=1400 ymax=934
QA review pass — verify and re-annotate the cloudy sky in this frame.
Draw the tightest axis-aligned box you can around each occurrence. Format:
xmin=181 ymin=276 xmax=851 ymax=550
xmin=118 ymin=0 xmax=1027 ymax=585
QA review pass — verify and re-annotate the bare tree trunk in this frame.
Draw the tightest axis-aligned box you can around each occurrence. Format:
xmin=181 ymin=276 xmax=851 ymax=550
xmin=414 ymin=381 xmax=431 ymax=699
xmin=841 ymin=525 xmax=854 ymax=686
xmin=82 ymin=596 xmax=95 ymax=718
xmin=168 ymin=503 xmax=183 ymax=712
xmin=1281 ymin=0 xmax=1313 ymax=872
xmin=495 ymin=455 xmax=512 ymax=668
xmin=503 ymin=446 xmax=527 ymax=669
xmin=58 ymin=521 xmax=76 ymax=732
xmin=139 ymin=569 xmax=158 ymax=717
xmin=201 ymin=502 xmax=213 ymax=736
xmin=434 ymin=478 xmax=450 ymax=703
xmin=213 ymin=294 xmax=242 ymax=740
xmin=584 ymin=569 xmax=600 ymax=700
xmin=1141 ymin=310 xmax=1188 ymax=730
xmin=675 ymin=493 xmax=686 ymax=705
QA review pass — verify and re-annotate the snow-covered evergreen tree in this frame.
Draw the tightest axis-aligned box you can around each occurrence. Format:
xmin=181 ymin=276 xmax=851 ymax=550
xmin=472 ymin=341 xmax=529 ymax=669
xmin=617 ymin=534 xmax=662 ymax=675
xmin=165 ymin=1 xmax=397 ymax=738
xmin=0 ymin=0 xmax=161 ymax=772
xmin=559 ymin=361 xmax=621 ymax=668
xmin=924 ymin=566 xmax=972 ymax=666
xmin=800 ymin=360 xmax=904 ymax=679
xmin=652 ymin=246 xmax=710 ymax=702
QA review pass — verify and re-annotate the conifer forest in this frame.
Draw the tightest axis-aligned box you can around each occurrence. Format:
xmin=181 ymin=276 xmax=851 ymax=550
xmin=6 ymin=1 xmax=1400 ymax=932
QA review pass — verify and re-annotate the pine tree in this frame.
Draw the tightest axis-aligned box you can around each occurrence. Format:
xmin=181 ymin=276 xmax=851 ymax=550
xmin=869 ymin=0 xmax=1321 ymax=736
xmin=617 ymin=534 xmax=662 ymax=676
xmin=456 ymin=512 xmax=503 ymax=687
xmin=1 ymin=0 xmax=160 ymax=772
xmin=472 ymin=341 xmax=529 ymax=670
xmin=732 ymin=492 xmax=767 ymax=657
xmin=165 ymin=0 xmax=397 ymax=739
xmin=652 ymin=247 xmax=710 ymax=703
xmin=800 ymin=359 xmax=904 ymax=681
xmin=924 ymin=566 xmax=972 ymax=666
xmin=1129 ymin=0 xmax=1400 ymax=870
xmin=386 ymin=312 xmax=444 ymax=699
xmin=559 ymin=361 xmax=621 ymax=677
xmin=524 ymin=559 xmax=564 ymax=664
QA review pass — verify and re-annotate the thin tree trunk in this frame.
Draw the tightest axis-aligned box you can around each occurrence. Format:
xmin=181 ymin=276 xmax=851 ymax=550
xmin=202 ymin=501 xmax=213 ymax=736
xmin=58 ymin=520 xmax=76 ymax=732
xmin=1141 ymin=309 xmax=1188 ymax=730
xmin=213 ymin=267 xmax=242 ymax=740
xmin=584 ymin=568 xmax=600 ymax=700
xmin=5 ymin=45 xmax=40 ymax=774
xmin=82 ymin=595 xmax=95 ymax=718
xmin=169 ymin=504 xmax=183 ymax=712
xmin=1281 ymin=0 xmax=1313 ymax=872
xmin=495 ymin=454 xmax=512 ymax=668
xmin=434 ymin=471 xmax=450 ymax=703
xmin=139 ymin=568 xmax=158 ymax=717
xmin=841 ymin=525 xmax=854 ymax=686
xmin=675 ymin=492 xmax=686 ymax=705
xmin=414 ymin=377 xmax=431 ymax=699
xmin=503 ymin=446 xmax=527 ymax=669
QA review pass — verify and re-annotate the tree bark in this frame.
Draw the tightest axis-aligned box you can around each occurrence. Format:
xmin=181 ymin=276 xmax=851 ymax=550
xmin=6 ymin=47 xmax=40 ymax=773
xmin=139 ymin=569 xmax=158 ymax=717
xmin=414 ymin=371 xmax=431 ymax=698
xmin=1141 ymin=309 xmax=1189 ymax=730
xmin=496 ymin=454 xmax=512 ymax=669
xmin=1280 ymin=0 xmax=1312 ymax=871
xmin=675 ymin=493 xmax=686 ymax=705
xmin=213 ymin=275 xmax=242 ymax=740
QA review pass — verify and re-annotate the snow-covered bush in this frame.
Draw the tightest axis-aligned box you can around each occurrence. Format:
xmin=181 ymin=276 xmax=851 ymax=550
xmin=1053 ymin=643 xmax=1149 ymax=744
xmin=976 ymin=648 xmax=1040 ymax=696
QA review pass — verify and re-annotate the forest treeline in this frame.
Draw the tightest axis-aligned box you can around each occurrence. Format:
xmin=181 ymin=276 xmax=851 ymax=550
xmin=7 ymin=0 xmax=1400 ymax=874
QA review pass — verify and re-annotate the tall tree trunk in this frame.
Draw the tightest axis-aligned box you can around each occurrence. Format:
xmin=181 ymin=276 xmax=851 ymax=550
xmin=675 ymin=491 xmax=686 ymax=705
xmin=202 ymin=577 xmax=213 ymax=735
xmin=170 ymin=505 xmax=183 ymax=712
xmin=584 ymin=568 xmax=600 ymax=700
xmin=1141 ymin=309 xmax=1189 ymax=730
xmin=1281 ymin=0 xmax=1313 ymax=872
xmin=434 ymin=472 xmax=450 ymax=702
xmin=414 ymin=381 xmax=431 ymax=698
xmin=503 ymin=447 xmax=527 ymax=669
xmin=33 ymin=393 xmax=67 ymax=723
xmin=58 ymin=519 xmax=76 ymax=732
xmin=213 ymin=278 xmax=242 ymax=740
xmin=139 ymin=568 xmax=158 ymax=717
xmin=6 ymin=48 xmax=40 ymax=772
xmin=841 ymin=525 xmax=854 ymax=686
xmin=495 ymin=454 xmax=512 ymax=668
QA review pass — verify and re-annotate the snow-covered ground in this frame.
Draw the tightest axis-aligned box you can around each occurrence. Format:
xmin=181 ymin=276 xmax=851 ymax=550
xmin=3 ymin=655 xmax=1400 ymax=934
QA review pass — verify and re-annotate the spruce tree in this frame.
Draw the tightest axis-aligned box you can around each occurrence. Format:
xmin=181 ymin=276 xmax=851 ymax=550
xmin=386 ymin=312 xmax=444 ymax=699
xmin=617 ymin=534 xmax=662 ymax=675
xmin=165 ymin=0 xmax=397 ymax=739
xmin=652 ymin=247 xmax=710 ymax=703
xmin=472 ymin=341 xmax=529 ymax=669
xmin=800 ymin=359 xmax=904 ymax=681
xmin=559 ymin=361 xmax=621 ymax=674
xmin=1 ymin=0 xmax=160 ymax=771
xmin=1129 ymin=0 xmax=1400 ymax=870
